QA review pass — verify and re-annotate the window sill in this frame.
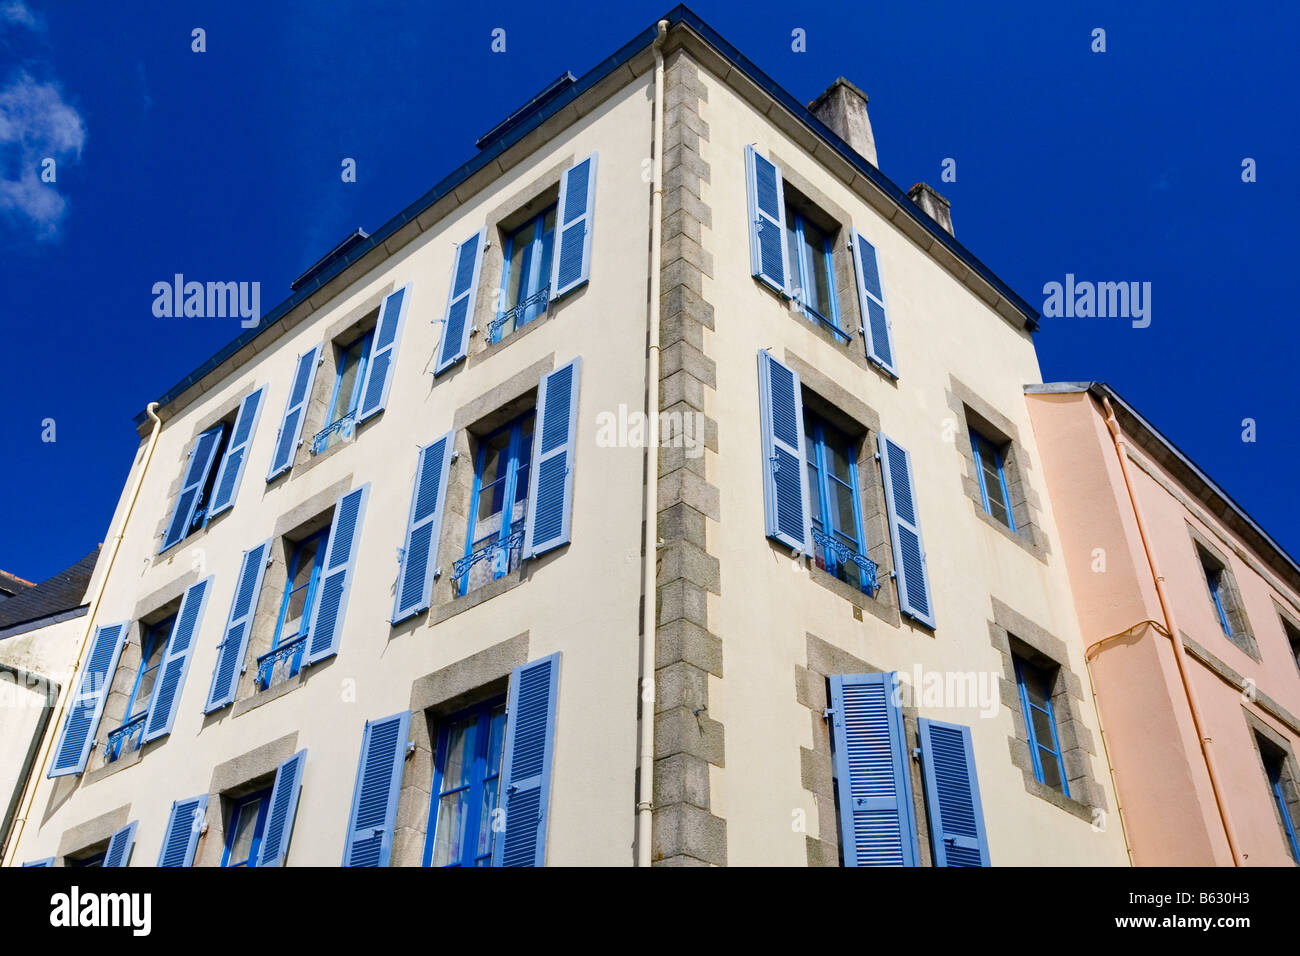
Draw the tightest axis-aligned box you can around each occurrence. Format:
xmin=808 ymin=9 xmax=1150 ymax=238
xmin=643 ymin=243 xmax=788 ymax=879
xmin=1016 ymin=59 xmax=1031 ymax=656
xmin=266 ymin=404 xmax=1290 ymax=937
xmin=84 ymin=741 xmax=146 ymax=785
xmin=970 ymin=500 xmax=1049 ymax=564
xmin=797 ymin=546 xmax=899 ymax=627
xmin=432 ymin=565 xmax=529 ymax=625
xmin=231 ymin=669 xmax=307 ymax=718
xmin=1020 ymin=774 xmax=1096 ymax=824
xmin=468 ymin=302 xmax=558 ymax=371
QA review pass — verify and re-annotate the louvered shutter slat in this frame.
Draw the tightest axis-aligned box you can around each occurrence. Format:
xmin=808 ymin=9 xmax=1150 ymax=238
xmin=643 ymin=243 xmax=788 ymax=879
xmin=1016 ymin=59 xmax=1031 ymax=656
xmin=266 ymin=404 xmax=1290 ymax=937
xmin=918 ymin=718 xmax=990 ymax=866
xmin=435 ymin=232 xmax=485 ymax=375
xmin=744 ymin=145 xmax=788 ymax=294
xmin=267 ymin=345 xmax=322 ymax=479
xmin=342 ymin=713 xmax=408 ymax=867
xmin=48 ymin=621 xmax=129 ymax=777
xmin=204 ymin=540 xmax=271 ymax=712
xmin=523 ymin=360 xmax=581 ymax=558
xmin=103 ymin=821 xmax=138 ymax=868
xmin=852 ymin=231 xmax=898 ymax=376
xmin=209 ymin=386 xmax=267 ymax=516
xmin=305 ymin=484 xmax=370 ymax=664
xmin=877 ymin=433 xmax=935 ymax=628
xmin=157 ymin=795 xmax=208 ymax=867
xmin=142 ymin=576 xmax=213 ymax=742
xmin=258 ymin=749 xmax=307 ymax=867
xmin=757 ymin=350 xmax=810 ymax=552
xmin=393 ymin=433 xmax=455 ymax=623
xmin=551 ymin=155 xmax=598 ymax=299
xmin=493 ymin=653 xmax=560 ymax=867
xmin=356 ymin=286 xmax=410 ymax=421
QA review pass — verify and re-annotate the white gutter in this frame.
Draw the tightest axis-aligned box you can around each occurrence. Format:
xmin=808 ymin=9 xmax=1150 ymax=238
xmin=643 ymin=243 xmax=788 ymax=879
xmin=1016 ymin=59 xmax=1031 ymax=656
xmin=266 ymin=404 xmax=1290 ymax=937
xmin=636 ymin=18 xmax=669 ymax=867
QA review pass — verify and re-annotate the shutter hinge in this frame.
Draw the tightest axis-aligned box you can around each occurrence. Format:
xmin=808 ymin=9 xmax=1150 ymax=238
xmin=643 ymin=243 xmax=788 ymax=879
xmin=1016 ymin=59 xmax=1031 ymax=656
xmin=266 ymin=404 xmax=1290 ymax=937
xmin=317 ymin=353 xmax=325 ymax=366
xmin=432 ymin=566 xmax=442 ymax=579
xmin=911 ymin=747 xmax=922 ymax=762
xmin=405 ymin=740 xmax=416 ymax=758
xmin=449 ymin=450 xmax=460 ymax=462
xmin=822 ymin=707 xmax=834 ymax=721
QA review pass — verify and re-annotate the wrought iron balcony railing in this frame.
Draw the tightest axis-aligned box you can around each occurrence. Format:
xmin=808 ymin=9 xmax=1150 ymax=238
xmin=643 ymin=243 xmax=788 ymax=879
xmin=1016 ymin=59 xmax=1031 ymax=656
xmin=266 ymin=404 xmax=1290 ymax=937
xmin=488 ymin=286 xmax=550 ymax=343
xmin=256 ymin=635 xmax=307 ymax=691
xmin=104 ymin=712 xmax=147 ymax=763
xmin=453 ymin=527 xmax=525 ymax=589
xmin=312 ymin=411 xmax=356 ymax=456
xmin=811 ymin=528 xmax=880 ymax=596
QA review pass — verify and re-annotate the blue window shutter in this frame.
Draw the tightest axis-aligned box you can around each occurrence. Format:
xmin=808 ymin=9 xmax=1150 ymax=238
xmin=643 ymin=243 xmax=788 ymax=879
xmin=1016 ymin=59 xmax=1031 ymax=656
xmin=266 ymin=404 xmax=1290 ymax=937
xmin=356 ymin=285 xmax=410 ymax=422
xmin=757 ymin=349 xmax=810 ymax=553
xmin=103 ymin=821 xmax=138 ymax=868
xmin=142 ymin=576 xmax=213 ymax=742
xmin=550 ymin=154 xmax=598 ymax=299
xmin=828 ymin=673 xmax=920 ymax=867
xmin=523 ymin=359 xmax=581 ymax=558
xmin=744 ymin=144 xmax=788 ymax=294
xmin=851 ymin=229 xmax=898 ymax=377
xmin=258 ymin=749 xmax=307 ymax=867
xmin=877 ymin=433 xmax=935 ymax=628
xmin=208 ymin=386 xmax=267 ymax=517
xmin=22 ymin=857 xmax=55 ymax=867
xmin=493 ymin=652 xmax=560 ymax=867
xmin=393 ymin=432 xmax=455 ymax=623
xmin=305 ymin=484 xmax=370 ymax=665
xmin=157 ymin=794 xmax=208 ymax=867
xmin=267 ymin=344 xmax=322 ymax=480
xmin=204 ymin=540 xmax=271 ymax=712
xmin=917 ymin=718 xmax=990 ymax=866
xmin=161 ymin=425 xmax=224 ymax=552
xmin=48 ymin=621 xmax=129 ymax=777
xmin=434 ymin=230 xmax=486 ymax=375
xmin=342 ymin=712 xmax=409 ymax=866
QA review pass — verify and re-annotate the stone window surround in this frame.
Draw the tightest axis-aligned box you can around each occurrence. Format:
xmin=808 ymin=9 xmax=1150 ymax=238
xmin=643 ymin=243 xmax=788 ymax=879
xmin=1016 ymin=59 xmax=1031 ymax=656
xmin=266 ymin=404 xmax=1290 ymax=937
xmin=56 ymin=803 xmax=132 ymax=866
xmin=193 ymin=731 xmax=300 ymax=867
xmin=390 ymin=632 xmax=530 ymax=867
xmin=1243 ymin=709 xmax=1300 ymax=863
xmin=1188 ymin=522 xmax=1261 ymax=662
xmin=1274 ymin=600 xmax=1300 ymax=676
xmin=780 ymin=349 xmax=899 ymax=627
xmin=989 ymin=596 xmax=1106 ymax=822
xmin=945 ymin=376 xmax=1048 ymax=563
xmin=796 ymin=632 xmax=933 ymax=867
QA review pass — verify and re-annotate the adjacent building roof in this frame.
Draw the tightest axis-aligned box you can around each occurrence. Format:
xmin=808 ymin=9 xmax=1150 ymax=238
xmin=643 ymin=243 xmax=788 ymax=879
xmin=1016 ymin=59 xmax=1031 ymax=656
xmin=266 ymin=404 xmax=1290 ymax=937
xmin=0 ymin=570 xmax=34 ymax=599
xmin=0 ymin=547 xmax=100 ymax=636
xmin=133 ymin=4 xmax=1040 ymax=428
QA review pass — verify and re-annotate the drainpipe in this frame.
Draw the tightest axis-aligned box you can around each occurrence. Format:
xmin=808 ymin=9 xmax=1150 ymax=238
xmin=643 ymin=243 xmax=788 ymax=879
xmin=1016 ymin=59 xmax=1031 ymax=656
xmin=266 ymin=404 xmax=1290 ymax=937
xmin=1 ymin=403 xmax=165 ymax=867
xmin=1099 ymin=396 xmax=1243 ymax=865
xmin=636 ymin=18 xmax=670 ymax=868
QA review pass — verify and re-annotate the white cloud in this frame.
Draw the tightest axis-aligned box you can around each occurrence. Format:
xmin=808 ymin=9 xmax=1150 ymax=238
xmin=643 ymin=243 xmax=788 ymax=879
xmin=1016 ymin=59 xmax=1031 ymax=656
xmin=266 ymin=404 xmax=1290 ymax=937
xmin=1 ymin=1 xmax=42 ymax=31
xmin=0 ymin=71 xmax=86 ymax=239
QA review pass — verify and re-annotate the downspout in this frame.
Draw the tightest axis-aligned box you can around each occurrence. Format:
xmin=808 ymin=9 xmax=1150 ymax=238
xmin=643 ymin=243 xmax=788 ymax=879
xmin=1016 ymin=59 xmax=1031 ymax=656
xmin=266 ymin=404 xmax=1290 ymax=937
xmin=1 ymin=402 xmax=164 ymax=866
xmin=1099 ymin=396 xmax=1243 ymax=865
xmin=636 ymin=18 xmax=669 ymax=867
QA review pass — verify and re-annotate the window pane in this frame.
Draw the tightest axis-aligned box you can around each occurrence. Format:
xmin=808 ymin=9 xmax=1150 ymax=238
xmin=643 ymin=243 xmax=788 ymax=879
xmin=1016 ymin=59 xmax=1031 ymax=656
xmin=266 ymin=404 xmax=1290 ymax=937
xmin=486 ymin=703 xmax=507 ymax=775
xmin=802 ymin=221 xmax=830 ymax=316
xmin=1019 ymin=661 xmax=1052 ymax=710
xmin=1031 ymin=707 xmax=1057 ymax=752
xmin=831 ymin=481 xmax=857 ymax=542
xmin=1038 ymin=748 xmax=1064 ymax=790
xmin=430 ymin=790 xmax=469 ymax=867
xmin=536 ymin=209 xmax=556 ymax=295
xmin=229 ymin=798 xmax=262 ymax=865
xmin=441 ymin=720 xmax=474 ymax=792
xmin=806 ymin=460 xmax=821 ymax=519
xmin=505 ymin=223 xmax=531 ymax=311
xmin=784 ymin=212 xmax=800 ymax=292
xmin=475 ymin=776 xmax=500 ymax=861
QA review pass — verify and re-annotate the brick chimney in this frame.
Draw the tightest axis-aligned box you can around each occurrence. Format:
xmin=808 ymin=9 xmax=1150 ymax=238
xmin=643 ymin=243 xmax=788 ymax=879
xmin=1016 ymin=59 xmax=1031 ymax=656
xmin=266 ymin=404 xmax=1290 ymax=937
xmin=809 ymin=77 xmax=877 ymax=167
xmin=907 ymin=182 xmax=954 ymax=236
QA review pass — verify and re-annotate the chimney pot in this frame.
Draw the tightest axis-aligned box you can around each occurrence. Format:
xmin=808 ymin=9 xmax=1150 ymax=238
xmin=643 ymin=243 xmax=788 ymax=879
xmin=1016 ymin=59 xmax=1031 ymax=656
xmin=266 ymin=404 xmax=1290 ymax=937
xmin=907 ymin=182 xmax=954 ymax=236
xmin=809 ymin=77 xmax=877 ymax=167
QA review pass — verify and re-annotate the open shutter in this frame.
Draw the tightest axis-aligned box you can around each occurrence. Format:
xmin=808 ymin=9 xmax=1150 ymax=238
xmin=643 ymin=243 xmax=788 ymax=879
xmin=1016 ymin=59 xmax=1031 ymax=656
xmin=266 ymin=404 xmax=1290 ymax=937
xmin=744 ymin=144 xmax=788 ymax=295
xmin=258 ymin=749 xmax=307 ymax=867
xmin=161 ymin=425 xmax=224 ymax=552
xmin=829 ymin=673 xmax=920 ymax=867
xmin=342 ymin=712 xmax=409 ymax=867
xmin=918 ymin=719 xmax=990 ymax=867
xmin=142 ymin=576 xmax=213 ymax=742
xmin=877 ymin=433 xmax=935 ymax=628
xmin=852 ymin=230 xmax=897 ymax=376
xmin=493 ymin=653 xmax=560 ymax=867
xmin=392 ymin=432 xmax=455 ymax=623
xmin=550 ymin=154 xmax=598 ymax=299
xmin=267 ymin=344 xmax=322 ymax=479
xmin=523 ymin=359 xmax=581 ymax=558
xmin=204 ymin=540 xmax=271 ymax=713
xmin=757 ymin=350 xmax=810 ymax=553
xmin=434 ymin=230 xmax=485 ymax=375
xmin=208 ymin=386 xmax=267 ymax=516
xmin=22 ymin=858 xmax=55 ymax=867
xmin=305 ymin=484 xmax=370 ymax=664
xmin=48 ymin=621 xmax=128 ymax=777
xmin=356 ymin=285 xmax=410 ymax=422
xmin=103 ymin=821 xmax=138 ymax=868
xmin=157 ymin=794 xmax=208 ymax=867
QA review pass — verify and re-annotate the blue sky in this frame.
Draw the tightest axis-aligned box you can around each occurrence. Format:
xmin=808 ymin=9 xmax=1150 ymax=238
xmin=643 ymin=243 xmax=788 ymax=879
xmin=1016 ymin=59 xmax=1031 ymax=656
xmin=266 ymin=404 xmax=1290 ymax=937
xmin=2 ymin=0 xmax=1297 ymax=581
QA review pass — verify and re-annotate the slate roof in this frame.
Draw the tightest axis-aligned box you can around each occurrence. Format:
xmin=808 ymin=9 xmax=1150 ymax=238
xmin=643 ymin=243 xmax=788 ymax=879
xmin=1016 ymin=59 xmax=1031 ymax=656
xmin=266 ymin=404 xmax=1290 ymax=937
xmin=0 ymin=547 xmax=100 ymax=633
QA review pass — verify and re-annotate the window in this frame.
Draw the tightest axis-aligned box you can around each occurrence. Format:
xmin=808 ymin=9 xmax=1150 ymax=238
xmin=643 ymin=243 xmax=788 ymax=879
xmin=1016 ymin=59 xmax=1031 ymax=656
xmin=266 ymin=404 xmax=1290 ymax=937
xmin=1283 ymin=616 xmax=1300 ymax=677
xmin=424 ymin=698 xmax=508 ymax=867
xmin=970 ymin=428 xmax=1015 ymax=530
xmin=785 ymin=203 xmax=842 ymax=338
xmin=315 ymin=329 xmax=374 ymax=453
xmin=1256 ymin=735 xmax=1300 ymax=863
xmin=1013 ymin=654 xmax=1069 ymax=796
xmin=70 ymin=851 xmax=105 ymax=867
xmin=458 ymin=411 xmax=534 ymax=596
xmin=222 ymin=788 xmax=272 ymax=867
xmin=492 ymin=205 xmax=556 ymax=343
xmin=1198 ymin=547 xmax=1247 ymax=643
xmin=106 ymin=614 xmax=173 ymax=761
xmin=804 ymin=410 xmax=872 ymax=594
xmin=257 ymin=527 xmax=328 ymax=690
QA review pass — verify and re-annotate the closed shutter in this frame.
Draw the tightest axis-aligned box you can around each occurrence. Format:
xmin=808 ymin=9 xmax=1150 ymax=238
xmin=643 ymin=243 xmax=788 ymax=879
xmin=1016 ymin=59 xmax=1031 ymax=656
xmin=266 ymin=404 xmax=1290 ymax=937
xmin=877 ymin=433 xmax=935 ymax=628
xmin=757 ymin=349 xmax=810 ymax=553
xmin=157 ymin=795 xmax=208 ymax=867
xmin=204 ymin=540 xmax=271 ymax=712
xmin=161 ymin=425 xmax=224 ymax=552
xmin=392 ymin=432 xmax=455 ymax=623
xmin=22 ymin=858 xmax=55 ymax=867
xmin=523 ymin=359 xmax=581 ymax=558
xmin=356 ymin=285 xmax=410 ymax=422
xmin=208 ymin=386 xmax=267 ymax=516
xmin=258 ymin=749 xmax=307 ymax=867
xmin=744 ymin=144 xmax=788 ymax=294
xmin=48 ymin=621 xmax=129 ymax=777
xmin=435 ymin=230 xmax=486 ymax=375
xmin=103 ymin=821 xmax=138 ymax=868
xmin=828 ymin=672 xmax=920 ymax=867
xmin=342 ymin=712 xmax=409 ymax=866
xmin=305 ymin=484 xmax=370 ymax=664
xmin=142 ymin=576 xmax=213 ymax=742
xmin=851 ymin=230 xmax=897 ymax=376
xmin=917 ymin=718 xmax=990 ymax=866
xmin=550 ymin=155 xmax=598 ymax=299
xmin=493 ymin=653 xmax=560 ymax=867
xmin=267 ymin=344 xmax=322 ymax=480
